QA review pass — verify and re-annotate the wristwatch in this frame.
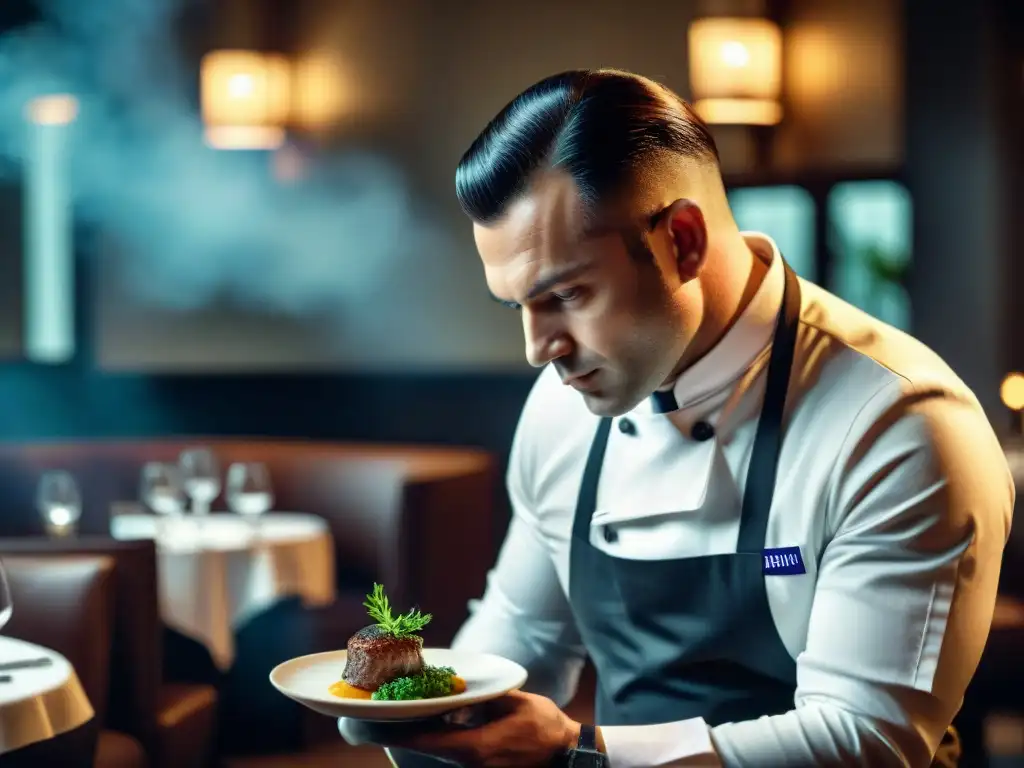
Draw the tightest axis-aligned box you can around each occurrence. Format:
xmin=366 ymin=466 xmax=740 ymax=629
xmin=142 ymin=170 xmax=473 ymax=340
xmin=554 ymin=724 xmax=609 ymax=768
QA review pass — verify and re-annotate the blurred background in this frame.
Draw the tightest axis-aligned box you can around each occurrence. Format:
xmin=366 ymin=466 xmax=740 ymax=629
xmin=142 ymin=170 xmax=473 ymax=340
xmin=0 ymin=0 xmax=1019 ymax=766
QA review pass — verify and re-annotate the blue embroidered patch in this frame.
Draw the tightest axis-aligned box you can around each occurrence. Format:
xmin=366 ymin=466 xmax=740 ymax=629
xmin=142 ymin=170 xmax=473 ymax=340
xmin=762 ymin=546 xmax=806 ymax=575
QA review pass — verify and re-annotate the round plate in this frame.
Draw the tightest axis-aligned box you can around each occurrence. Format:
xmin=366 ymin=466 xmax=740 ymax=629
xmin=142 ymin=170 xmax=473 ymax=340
xmin=269 ymin=648 xmax=528 ymax=721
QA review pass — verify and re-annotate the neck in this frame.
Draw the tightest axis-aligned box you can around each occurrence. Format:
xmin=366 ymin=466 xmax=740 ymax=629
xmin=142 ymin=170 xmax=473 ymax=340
xmin=662 ymin=231 xmax=763 ymax=386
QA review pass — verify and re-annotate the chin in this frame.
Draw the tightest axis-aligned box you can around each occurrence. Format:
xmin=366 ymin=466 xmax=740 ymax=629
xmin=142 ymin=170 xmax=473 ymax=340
xmin=579 ymin=390 xmax=641 ymax=418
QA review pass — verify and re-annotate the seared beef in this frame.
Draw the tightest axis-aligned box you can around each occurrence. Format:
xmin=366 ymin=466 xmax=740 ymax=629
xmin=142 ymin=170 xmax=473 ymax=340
xmin=342 ymin=625 xmax=425 ymax=691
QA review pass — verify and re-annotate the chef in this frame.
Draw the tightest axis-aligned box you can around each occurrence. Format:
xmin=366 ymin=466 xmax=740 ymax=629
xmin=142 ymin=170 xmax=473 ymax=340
xmin=339 ymin=68 xmax=1014 ymax=767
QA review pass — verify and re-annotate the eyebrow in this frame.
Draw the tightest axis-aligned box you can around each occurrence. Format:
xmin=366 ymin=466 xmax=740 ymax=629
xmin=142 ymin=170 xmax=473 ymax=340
xmin=489 ymin=261 xmax=593 ymax=308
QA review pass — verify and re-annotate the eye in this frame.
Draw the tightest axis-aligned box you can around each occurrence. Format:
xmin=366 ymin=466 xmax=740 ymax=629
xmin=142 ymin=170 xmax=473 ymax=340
xmin=552 ymin=287 xmax=582 ymax=303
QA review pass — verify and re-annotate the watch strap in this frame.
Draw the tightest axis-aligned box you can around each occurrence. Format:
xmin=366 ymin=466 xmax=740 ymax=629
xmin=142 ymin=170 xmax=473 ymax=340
xmin=564 ymin=724 xmax=608 ymax=767
xmin=577 ymin=723 xmax=598 ymax=752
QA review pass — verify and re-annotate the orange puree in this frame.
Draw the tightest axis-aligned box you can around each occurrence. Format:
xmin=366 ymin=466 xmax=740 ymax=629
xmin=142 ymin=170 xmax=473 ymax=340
xmin=329 ymin=680 xmax=373 ymax=699
xmin=329 ymin=675 xmax=467 ymax=699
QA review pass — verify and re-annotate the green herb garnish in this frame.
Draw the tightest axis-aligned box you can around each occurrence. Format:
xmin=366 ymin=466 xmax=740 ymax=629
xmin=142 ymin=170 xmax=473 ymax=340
xmin=372 ymin=665 xmax=457 ymax=701
xmin=363 ymin=583 xmax=432 ymax=638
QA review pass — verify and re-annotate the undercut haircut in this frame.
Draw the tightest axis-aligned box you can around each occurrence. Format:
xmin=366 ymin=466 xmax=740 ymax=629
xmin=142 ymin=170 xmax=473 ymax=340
xmin=455 ymin=69 xmax=720 ymax=225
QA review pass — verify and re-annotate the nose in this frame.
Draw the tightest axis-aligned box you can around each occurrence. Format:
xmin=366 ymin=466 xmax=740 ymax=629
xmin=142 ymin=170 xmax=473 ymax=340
xmin=523 ymin=308 xmax=572 ymax=368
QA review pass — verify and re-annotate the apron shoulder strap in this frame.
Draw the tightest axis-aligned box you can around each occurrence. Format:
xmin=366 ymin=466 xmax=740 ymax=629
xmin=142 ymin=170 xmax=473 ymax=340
xmin=736 ymin=262 xmax=802 ymax=552
xmin=572 ymin=417 xmax=614 ymax=540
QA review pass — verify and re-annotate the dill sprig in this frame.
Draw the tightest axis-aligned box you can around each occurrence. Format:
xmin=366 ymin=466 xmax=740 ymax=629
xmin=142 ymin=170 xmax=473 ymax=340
xmin=363 ymin=583 xmax=432 ymax=637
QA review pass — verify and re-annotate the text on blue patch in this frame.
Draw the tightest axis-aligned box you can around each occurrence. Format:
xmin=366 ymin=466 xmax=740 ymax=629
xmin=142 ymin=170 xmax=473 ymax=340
xmin=762 ymin=546 xmax=806 ymax=575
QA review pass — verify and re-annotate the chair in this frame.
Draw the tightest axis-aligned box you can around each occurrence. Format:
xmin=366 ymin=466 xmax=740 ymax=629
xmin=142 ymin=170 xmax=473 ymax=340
xmin=0 ymin=538 xmax=219 ymax=768
xmin=0 ymin=554 xmax=116 ymax=768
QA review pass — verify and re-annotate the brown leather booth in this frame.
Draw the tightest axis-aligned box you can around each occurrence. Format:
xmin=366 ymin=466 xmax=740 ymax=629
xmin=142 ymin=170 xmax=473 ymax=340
xmin=1 ymin=554 xmax=114 ymax=768
xmin=0 ymin=538 xmax=218 ymax=768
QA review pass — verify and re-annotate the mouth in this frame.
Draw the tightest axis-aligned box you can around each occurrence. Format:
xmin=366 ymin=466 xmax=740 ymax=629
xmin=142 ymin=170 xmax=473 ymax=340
xmin=563 ymin=370 xmax=600 ymax=391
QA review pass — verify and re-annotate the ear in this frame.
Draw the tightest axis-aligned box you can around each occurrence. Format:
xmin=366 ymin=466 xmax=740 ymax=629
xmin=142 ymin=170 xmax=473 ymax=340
xmin=658 ymin=199 xmax=708 ymax=283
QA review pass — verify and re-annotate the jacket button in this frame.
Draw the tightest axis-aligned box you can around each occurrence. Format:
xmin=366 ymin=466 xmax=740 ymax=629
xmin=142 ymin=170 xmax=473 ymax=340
xmin=618 ymin=418 xmax=636 ymax=436
xmin=691 ymin=420 xmax=715 ymax=441
xmin=603 ymin=525 xmax=618 ymax=543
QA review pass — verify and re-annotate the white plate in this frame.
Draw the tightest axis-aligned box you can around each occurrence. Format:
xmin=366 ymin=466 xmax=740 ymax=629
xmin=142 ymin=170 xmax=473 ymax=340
xmin=269 ymin=647 xmax=528 ymax=721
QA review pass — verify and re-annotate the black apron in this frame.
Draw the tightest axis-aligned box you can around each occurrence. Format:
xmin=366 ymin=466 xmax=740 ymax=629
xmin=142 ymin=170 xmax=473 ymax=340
xmin=565 ymin=260 xmax=802 ymax=728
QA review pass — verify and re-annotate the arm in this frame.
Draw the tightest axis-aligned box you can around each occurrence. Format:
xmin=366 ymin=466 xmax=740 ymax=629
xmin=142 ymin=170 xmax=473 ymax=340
xmin=451 ymin=515 xmax=588 ymax=707
xmin=451 ymin=409 xmax=588 ymax=707
xmin=338 ymin=380 xmax=588 ymax=761
xmin=599 ymin=385 xmax=1015 ymax=767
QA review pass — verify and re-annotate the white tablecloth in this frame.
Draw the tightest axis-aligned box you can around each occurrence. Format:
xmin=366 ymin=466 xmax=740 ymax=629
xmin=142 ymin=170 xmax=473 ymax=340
xmin=110 ymin=513 xmax=336 ymax=670
xmin=0 ymin=636 xmax=93 ymax=755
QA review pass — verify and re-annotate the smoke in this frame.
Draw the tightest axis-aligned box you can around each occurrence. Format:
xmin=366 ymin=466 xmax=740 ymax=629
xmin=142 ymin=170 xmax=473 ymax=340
xmin=0 ymin=0 xmax=446 ymax=315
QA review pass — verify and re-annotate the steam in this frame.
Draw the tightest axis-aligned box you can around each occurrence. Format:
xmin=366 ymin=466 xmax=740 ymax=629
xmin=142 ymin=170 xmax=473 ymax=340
xmin=0 ymin=0 xmax=445 ymax=315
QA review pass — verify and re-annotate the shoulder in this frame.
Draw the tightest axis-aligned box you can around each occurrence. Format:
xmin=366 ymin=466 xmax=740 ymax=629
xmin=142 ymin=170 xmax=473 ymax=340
xmin=792 ymin=278 xmax=983 ymax=438
xmin=794 ymin=280 xmax=1014 ymax=534
xmin=797 ymin=278 xmax=973 ymax=400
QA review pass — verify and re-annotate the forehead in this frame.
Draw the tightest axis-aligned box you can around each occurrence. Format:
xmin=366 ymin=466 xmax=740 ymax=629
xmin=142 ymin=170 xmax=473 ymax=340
xmin=473 ymin=171 xmax=590 ymax=270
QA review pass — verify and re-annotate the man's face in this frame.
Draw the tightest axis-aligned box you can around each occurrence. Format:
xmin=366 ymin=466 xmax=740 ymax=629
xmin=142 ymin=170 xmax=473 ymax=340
xmin=474 ymin=172 xmax=690 ymax=417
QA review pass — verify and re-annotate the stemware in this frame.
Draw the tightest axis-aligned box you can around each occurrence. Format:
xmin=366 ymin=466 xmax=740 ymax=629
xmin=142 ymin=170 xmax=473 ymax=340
xmin=36 ymin=470 xmax=81 ymax=538
xmin=179 ymin=447 xmax=221 ymax=529
xmin=226 ymin=462 xmax=273 ymax=539
xmin=140 ymin=462 xmax=186 ymax=540
xmin=0 ymin=558 xmax=12 ymax=633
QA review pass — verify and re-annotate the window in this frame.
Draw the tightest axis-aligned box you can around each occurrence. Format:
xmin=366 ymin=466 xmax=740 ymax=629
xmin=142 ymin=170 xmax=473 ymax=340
xmin=728 ymin=185 xmax=816 ymax=281
xmin=24 ymin=95 xmax=78 ymax=364
xmin=727 ymin=177 xmax=911 ymax=331
xmin=827 ymin=180 xmax=912 ymax=331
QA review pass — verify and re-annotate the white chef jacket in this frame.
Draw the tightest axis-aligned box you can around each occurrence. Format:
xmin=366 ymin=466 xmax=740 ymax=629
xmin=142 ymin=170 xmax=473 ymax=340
xmin=450 ymin=232 xmax=1015 ymax=767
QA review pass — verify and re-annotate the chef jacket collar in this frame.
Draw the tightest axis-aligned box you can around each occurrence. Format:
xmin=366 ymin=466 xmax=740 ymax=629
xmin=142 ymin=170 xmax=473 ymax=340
xmin=636 ymin=232 xmax=786 ymax=416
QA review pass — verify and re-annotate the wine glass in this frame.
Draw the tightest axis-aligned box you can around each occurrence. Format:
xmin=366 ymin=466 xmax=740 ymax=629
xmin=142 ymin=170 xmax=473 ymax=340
xmin=179 ymin=447 xmax=221 ymax=527
xmin=226 ymin=462 xmax=273 ymax=539
xmin=140 ymin=462 xmax=185 ymax=541
xmin=36 ymin=470 xmax=81 ymax=538
xmin=0 ymin=558 xmax=12 ymax=633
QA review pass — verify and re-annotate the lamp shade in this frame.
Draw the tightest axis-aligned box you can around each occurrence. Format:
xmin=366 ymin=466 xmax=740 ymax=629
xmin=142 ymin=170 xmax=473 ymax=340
xmin=688 ymin=17 xmax=782 ymax=125
xmin=200 ymin=50 xmax=291 ymax=150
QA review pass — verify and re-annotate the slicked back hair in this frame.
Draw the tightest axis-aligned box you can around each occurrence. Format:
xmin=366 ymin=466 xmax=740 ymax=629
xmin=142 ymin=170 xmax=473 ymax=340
xmin=455 ymin=69 xmax=720 ymax=225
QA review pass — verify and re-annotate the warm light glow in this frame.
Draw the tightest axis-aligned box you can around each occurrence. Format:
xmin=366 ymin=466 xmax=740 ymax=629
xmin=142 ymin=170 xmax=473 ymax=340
xmin=291 ymin=53 xmax=349 ymax=131
xmin=201 ymin=50 xmax=291 ymax=150
xmin=721 ymin=41 xmax=751 ymax=68
xmin=688 ymin=17 xmax=782 ymax=125
xmin=692 ymin=98 xmax=782 ymax=125
xmin=1001 ymin=373 xmax=1024 ymax=411
xmin=204 ymin=125 xmax=287 ymax=151
xmin=785 ymin=26 xmax=844 ymax=105
xmin=228 ymin=74 xmax=256 ymax=99
xmin=25 ymin=94 xmax=79 ymax=126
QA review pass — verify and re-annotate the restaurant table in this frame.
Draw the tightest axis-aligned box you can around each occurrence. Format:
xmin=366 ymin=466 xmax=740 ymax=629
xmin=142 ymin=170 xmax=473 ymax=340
xmin=0 ymin=635 xmax=93 ymax=755
xmin=110 ymin=513 xmax=336 ymax=670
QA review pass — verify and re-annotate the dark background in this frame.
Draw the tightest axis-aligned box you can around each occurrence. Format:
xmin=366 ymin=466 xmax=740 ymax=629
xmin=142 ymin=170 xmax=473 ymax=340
xmin=0 ymin=0 xmax=1019 ymax=534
